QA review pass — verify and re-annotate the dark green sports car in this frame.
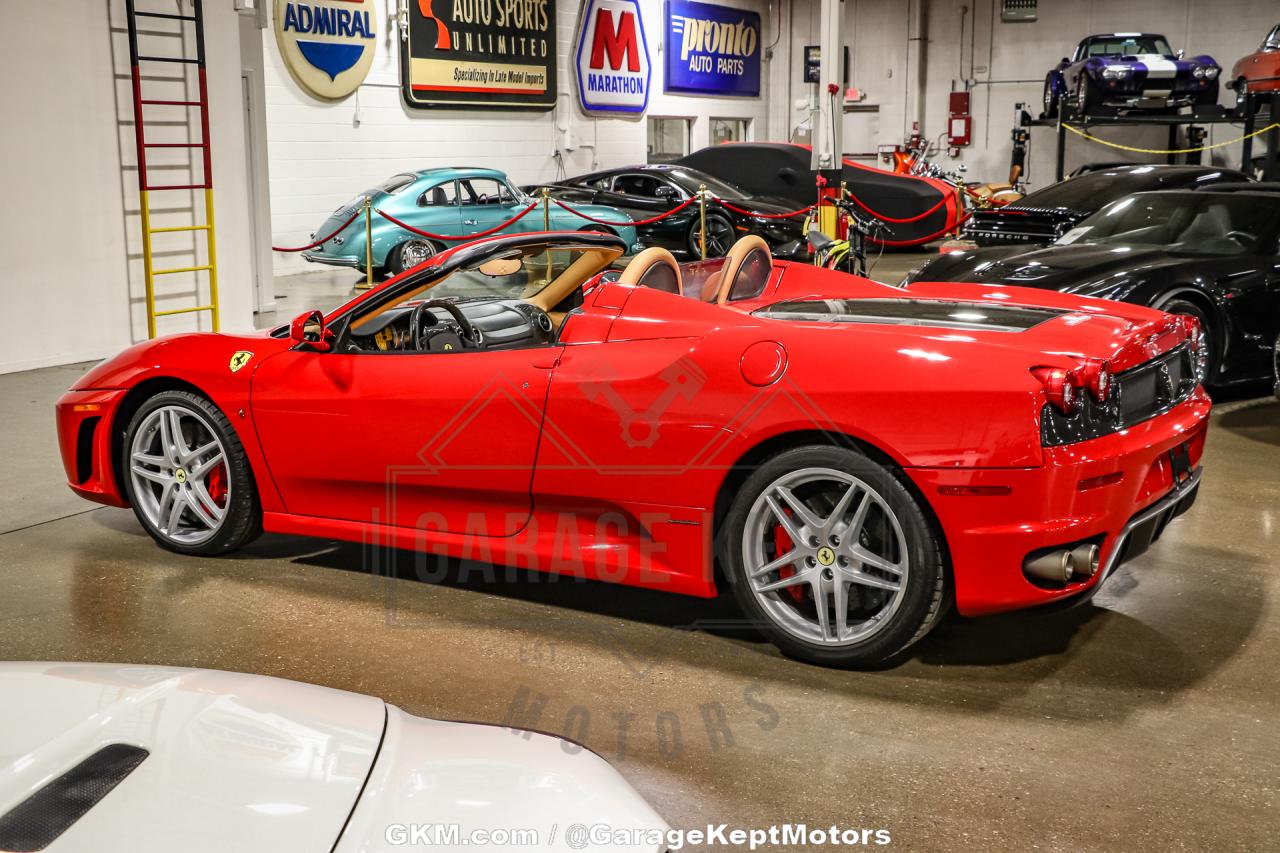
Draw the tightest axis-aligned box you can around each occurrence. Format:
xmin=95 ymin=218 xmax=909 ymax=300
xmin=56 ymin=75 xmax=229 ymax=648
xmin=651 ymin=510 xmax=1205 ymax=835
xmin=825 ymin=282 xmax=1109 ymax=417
xmin=528 ymin=165 xmax=807 ymax=259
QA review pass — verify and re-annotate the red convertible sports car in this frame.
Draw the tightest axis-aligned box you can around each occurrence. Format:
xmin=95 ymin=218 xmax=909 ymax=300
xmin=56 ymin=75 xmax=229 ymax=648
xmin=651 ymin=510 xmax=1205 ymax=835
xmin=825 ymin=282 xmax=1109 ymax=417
xmin=57 ymin=231 xmax=1209 ymax=667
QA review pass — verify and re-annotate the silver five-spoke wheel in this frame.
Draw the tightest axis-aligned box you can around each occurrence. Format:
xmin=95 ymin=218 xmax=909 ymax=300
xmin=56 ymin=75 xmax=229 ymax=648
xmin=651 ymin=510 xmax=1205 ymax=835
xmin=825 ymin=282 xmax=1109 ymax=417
xmin=129 ymin=405 xmax=229 ymax=546
xmin=742 ymin=468 xmax=908 ymax=646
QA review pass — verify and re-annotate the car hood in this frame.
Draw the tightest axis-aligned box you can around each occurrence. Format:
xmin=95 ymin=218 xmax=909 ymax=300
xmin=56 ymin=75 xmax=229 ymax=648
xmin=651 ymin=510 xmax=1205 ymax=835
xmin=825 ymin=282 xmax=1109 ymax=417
xmin=908 ymin=243 xmax=1188 ymax=291
xmin=0 ymin=664 xmax=668 ymax=853
xmin=0 ymin=663 xmax=384 ymax=853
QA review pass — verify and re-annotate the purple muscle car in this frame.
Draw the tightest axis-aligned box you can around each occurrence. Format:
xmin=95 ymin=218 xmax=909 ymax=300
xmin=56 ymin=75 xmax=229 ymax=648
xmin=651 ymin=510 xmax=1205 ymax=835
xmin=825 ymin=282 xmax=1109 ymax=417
xmin=1044 ymin=33 xmax=1221 ymax=117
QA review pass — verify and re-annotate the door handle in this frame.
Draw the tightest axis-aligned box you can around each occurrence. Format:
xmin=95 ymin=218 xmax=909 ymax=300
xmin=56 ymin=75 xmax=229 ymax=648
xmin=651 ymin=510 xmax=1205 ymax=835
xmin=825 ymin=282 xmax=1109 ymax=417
xmin=463 ymin=219 xmax=479 ymax=226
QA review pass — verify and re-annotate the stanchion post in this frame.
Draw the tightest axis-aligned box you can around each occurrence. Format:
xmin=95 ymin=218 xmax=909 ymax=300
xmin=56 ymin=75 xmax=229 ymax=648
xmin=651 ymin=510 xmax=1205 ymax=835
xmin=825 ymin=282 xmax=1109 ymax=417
xmin=542 ymin=186 xmax=551 ymax=231
xmin=698 ymin=184 xmax=707 ymax=259
xmin=359 ymin=195 xmax=373 ymax=290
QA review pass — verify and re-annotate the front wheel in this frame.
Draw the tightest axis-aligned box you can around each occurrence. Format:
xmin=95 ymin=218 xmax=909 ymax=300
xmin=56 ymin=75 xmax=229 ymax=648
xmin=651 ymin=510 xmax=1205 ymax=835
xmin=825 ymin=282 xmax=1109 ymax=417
xmin=1077 ymin=75 xmax=1101 ymax=115
xmin=1043 ymin=75 xmax=1060 ymax=119
xmin=123 ymin=390 xmax=262 ymax=556
xmin=718 ymin=445 xmax=948 ymax=668
xmin=689 ymin=211 xmax=736 ymax=258
xmin=1160 ymin=298 xmax=1215 ymax=385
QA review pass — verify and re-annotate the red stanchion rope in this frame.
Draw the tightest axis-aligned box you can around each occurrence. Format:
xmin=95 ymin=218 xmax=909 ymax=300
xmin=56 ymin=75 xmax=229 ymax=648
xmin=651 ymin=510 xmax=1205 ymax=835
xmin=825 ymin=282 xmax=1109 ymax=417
xmin=375 ymin=202 xmax=539 ymax=241
xmin=271 ymin=209 xmax=361 ymax=253
xmin=552 ymin=196 xmax=697 ymax=227
xmin=843 ymin=191 xmax=950 ymax=224
xmin=868 ymin=212 xmax=972 ymax=247
xmin=715 ymin=198 xmax=815 ymax=219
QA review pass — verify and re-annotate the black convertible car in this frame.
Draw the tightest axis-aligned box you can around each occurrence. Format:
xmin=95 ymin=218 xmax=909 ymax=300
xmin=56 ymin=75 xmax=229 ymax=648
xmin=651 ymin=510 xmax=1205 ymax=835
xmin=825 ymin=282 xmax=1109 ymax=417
xmin=528 ymin=165 xmax=805 ymax=258
xmin=966 ymin=165 xmax=1247 ymax=246
xmin=908 ymin=185 xmax=1280 ymax=390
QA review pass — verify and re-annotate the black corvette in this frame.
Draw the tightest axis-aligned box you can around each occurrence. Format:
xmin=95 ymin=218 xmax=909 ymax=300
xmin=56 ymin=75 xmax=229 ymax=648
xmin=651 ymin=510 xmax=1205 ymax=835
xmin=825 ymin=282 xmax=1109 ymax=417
xmin=908 ymin=186 xmax=1280 ymax=389
xmin=528 ymin=165 xmax=805 ymax=258
xmin=966 ymin=165 xmax=1247 ymax=246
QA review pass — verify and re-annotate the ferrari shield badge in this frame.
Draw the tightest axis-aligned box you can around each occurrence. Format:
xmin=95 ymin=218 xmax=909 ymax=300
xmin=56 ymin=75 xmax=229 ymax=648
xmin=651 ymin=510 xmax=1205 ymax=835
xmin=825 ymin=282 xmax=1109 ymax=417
xmin=229 ymin=351 xmax=254 ymax=373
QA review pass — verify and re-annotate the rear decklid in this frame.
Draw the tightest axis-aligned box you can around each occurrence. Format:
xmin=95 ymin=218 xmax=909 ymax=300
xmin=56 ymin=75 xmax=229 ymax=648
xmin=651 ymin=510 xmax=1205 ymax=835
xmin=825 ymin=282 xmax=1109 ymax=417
xmin=0 ymin=663 xmax=384 ymax=853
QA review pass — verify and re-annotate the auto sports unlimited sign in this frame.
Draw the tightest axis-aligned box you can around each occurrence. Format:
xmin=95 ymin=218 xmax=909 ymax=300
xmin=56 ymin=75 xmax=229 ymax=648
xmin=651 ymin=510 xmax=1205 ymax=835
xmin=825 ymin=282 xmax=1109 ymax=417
xmin=274 ymin=0 xmax=377 ymax=100
xmin=403 ymin=0 xmax=556 ymax=110
xmin=664 ymin=0 xmax=760 ymax=97
xmin=574 ymin=0 xmax=651 ymax=114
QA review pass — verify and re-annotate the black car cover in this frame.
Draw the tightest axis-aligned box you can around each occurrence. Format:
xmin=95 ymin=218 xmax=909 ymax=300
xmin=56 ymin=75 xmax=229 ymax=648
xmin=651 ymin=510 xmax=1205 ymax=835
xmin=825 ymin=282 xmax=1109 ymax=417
xmin=677 ymin=142 xmax=961 ymax=248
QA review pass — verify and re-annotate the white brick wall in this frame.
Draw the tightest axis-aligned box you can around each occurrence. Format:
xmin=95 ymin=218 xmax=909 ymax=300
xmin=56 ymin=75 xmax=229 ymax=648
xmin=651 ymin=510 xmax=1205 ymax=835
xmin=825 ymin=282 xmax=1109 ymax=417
xmin=264 ymin=0 xmax=776 ymax=275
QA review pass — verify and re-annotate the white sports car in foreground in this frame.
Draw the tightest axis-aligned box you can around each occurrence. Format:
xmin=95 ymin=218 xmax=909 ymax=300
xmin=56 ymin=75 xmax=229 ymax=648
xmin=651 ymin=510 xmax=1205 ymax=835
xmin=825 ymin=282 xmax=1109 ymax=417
xmin=0 ymin=663 xmax=667 ymax=852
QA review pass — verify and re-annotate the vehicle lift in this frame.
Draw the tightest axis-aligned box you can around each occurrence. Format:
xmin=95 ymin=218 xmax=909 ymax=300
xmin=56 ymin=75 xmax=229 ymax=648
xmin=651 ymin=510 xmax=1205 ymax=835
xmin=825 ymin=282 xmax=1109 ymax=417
xmin=1032 ymin=94 xmax=1279 ymax=183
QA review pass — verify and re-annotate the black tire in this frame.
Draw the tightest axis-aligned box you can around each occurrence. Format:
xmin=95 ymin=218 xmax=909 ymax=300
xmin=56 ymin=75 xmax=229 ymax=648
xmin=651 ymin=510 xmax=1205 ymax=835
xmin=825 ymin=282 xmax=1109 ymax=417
xmin=1271 ymin=332 xmax=1280 ymax=399
xmin=1160 ymin=298 xmax=1216 ymax=385
xmin=717 ymin=445 xmax=948 ymax=668
xmin=1043 ymin=75 xmax=1060 ymax=119
xmin=388 ymin=238 xmax=441 ymax=276
xmin=1077 ymin=75 xmax=1101 ymax=115
xmin=688 ymin=211 xmax=736 ymax=258
xmin=121 ymin=390 xmax=262 ymax=556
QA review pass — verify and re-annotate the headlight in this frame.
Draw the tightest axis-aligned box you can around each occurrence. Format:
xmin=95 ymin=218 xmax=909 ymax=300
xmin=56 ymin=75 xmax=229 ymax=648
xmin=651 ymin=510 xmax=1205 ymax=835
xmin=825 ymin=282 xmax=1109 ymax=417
xmin=1101 ymin=65 xmax=1132 ymax=80
xmin=1192 ymin=65 xmax=1219 ymax=79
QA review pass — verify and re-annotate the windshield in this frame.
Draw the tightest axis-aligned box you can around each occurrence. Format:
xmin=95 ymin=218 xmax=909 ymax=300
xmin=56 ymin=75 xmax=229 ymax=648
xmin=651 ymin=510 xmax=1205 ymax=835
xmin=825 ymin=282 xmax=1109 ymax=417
xmin=669 ymin=169 xmax=749 ymax=200
xmin=1265 ymin=25 xmax=1280 ymax=51
xmin=1084 ymin=36 xmax=1172 ymax=57
xmin=1057 ymin=193 xmax=1280 ymax=256
xmin=349 ymin=243 xmax=615 ymax=334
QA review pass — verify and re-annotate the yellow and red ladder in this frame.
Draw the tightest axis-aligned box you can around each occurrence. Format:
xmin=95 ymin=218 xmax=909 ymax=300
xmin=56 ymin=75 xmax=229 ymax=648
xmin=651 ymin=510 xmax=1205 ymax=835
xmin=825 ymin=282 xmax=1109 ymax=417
xmin=124 ymin=0 xmax=219 ymax=337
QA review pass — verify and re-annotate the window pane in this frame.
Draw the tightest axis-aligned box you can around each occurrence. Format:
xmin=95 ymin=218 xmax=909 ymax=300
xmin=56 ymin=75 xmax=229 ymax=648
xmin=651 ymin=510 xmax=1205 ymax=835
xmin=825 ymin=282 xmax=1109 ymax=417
xmin=647 ymin=118 xmax=689 ymax=164
xmin=710 ymin=118 xmax=748 ymax=146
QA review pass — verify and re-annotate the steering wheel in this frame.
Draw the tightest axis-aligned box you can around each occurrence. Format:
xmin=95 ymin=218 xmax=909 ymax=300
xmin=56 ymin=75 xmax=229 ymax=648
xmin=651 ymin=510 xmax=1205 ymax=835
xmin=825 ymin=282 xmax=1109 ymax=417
xmin=409 ymin=299 xmax=483 ymax=352
xmin=1225 ymin=229 xmax=1256 ymax=247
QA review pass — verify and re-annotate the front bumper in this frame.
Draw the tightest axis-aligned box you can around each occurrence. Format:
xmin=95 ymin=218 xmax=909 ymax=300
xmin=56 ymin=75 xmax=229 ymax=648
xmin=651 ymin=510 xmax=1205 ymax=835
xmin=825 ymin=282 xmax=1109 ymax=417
xmin=907 ymin=387 xmax=1211 ymax=616
xmin=55 ymin=388 xmax=131 ymax=508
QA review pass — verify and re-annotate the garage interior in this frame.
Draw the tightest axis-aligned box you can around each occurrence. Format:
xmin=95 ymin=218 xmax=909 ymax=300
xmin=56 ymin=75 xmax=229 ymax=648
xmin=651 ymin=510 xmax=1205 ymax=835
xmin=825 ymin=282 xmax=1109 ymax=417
xmin=2 ymin=0 xmax=1278 ymax=850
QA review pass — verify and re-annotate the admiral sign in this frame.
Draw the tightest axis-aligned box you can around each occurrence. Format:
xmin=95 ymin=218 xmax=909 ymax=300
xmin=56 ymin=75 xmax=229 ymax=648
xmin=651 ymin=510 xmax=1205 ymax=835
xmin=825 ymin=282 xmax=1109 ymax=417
xmin=274 ymin=0 xmax=377 ymax=100
xmin=575 ymin=0 xmax=651 ymax=114
xmin=665 ymin=0 xmax=761 ymax=97
xmin=403 ymin=0 xmax=556 ymax=110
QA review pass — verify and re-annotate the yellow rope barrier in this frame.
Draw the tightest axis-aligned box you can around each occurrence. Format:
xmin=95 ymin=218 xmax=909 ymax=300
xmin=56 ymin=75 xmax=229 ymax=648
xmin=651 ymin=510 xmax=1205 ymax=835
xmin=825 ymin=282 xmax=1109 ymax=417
xmin=1062 ymin=121 xmax=1280 ymax=155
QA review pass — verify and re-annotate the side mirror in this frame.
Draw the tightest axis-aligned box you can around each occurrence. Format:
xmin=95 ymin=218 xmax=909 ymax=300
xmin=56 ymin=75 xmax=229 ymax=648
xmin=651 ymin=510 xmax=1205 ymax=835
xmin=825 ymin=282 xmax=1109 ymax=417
xmin=1061 ymin=57 xmax=1070 ymax=64
xmin=1176 ymin=49 xmax=1185 ymax=59
xmin=290 ymin=310 xmax=332 ymax=352
xmin=654 ymin=185 xmax=677 ymax=199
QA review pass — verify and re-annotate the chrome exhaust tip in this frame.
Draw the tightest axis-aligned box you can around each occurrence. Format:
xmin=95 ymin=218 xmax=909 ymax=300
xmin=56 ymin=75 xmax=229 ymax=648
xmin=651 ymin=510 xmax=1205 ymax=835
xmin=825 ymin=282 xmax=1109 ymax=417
xmin=1070 ymin=544 xmax=1100 ymax=579
xmin=1024 ymin=549 xmax=1075 ymax=585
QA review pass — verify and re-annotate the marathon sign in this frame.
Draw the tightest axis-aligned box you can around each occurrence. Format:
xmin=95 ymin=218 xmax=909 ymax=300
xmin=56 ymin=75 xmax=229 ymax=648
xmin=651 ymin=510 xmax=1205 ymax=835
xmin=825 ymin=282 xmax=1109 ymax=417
xmin=574 ymin=0 xmax=651 ymax=114
xmin=664 ymin=0 xmax=761 ymax=97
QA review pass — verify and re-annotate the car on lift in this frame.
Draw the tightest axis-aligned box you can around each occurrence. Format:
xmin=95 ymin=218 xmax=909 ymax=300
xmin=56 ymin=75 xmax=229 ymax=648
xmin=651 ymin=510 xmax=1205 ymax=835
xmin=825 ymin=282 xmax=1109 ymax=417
xmin=1043 ymin=33 xmax=1222 ymax=117
xmin=1230 ymin=23 xmax=1280 ymax=108
xmin=908 ymin=185 xmax=1280 ymax=391
xmin=527 ymin=165 xmax=807 ymax=259
xmin=964 ymin=164 xmax=1248 ymax=246
xmin=57 ymin=231 xmax=1209 ymax=668
xmin=0 ymin=662 xmax=667 ymax=852
xmin=301 ymin=167 xmax=641 ymax=276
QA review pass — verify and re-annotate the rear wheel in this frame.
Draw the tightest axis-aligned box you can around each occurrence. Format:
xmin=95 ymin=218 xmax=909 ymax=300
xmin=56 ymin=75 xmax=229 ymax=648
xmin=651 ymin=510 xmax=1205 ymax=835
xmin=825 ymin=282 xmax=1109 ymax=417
xmin=718 ymin=445 xmax=947 ymax=668
xmin=388 ymin=239 xmax=441 ymax=276
xmin=122 ymin=390 xmax=261 ymax=556
xmin=1160 ymin=298 xmax=1214 ymax=385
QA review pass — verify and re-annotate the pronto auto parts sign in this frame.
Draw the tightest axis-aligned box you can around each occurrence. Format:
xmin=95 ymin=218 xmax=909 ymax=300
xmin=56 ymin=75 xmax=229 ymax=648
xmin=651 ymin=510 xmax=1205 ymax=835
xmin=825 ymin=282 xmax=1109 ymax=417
xmin=665 ymin=0 xmax=760 ymax=97
xmin=274 ymin=0 xmax=377 ymax=100
xmin=403 ymin=0 xmax=556 ymax=110
xmin=575 ymin=0 xmax=651 ymax=114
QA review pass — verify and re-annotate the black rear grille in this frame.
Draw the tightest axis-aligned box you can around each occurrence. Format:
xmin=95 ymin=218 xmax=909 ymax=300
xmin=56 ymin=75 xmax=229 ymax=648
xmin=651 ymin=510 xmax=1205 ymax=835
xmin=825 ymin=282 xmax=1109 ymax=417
xmin=0 ymin=744 xmax=149 ymax=851
xmin=964 ymin=209 xmax=1076 ymax=245
xmin=1041 ymin=345 xmax=1197 ymax=446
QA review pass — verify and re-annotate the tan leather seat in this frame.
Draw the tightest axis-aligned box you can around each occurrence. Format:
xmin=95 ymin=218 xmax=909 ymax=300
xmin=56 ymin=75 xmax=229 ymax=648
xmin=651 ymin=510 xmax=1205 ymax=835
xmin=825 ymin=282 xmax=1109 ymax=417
xmin=618 ymin=246 xmax=683 ymax=296
xmin=713 ymin=235 xmax=772 ymax=305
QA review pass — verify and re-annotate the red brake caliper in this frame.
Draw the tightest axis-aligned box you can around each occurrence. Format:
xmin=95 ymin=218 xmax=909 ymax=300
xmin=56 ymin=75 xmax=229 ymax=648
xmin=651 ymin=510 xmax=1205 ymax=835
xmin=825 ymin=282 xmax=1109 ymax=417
xmin=772 ymin=515 xmax=806 ymax=604
xmin=207 ymin=463 xmax=228 ymax=507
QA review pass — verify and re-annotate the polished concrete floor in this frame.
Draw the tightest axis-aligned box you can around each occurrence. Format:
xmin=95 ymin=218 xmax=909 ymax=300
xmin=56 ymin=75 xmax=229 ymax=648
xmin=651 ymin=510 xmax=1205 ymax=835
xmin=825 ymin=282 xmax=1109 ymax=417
xmin=3 ymin=263 xmax=1278 ymax=851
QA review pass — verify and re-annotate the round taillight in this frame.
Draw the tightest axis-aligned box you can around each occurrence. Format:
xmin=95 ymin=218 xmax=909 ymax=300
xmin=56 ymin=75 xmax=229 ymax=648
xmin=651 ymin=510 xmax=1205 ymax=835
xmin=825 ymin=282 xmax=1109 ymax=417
xmin=1034 ymin=366 xmax=1081 ymax=414
xmin=1077 ymin=359 xmax=1112 ymax=402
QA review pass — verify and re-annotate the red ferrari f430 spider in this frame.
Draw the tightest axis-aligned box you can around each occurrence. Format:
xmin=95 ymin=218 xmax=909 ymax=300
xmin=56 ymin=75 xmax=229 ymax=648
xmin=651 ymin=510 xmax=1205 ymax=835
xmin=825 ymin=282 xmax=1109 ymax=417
xmin=57 ymin=232 xmax=1208 ymax=667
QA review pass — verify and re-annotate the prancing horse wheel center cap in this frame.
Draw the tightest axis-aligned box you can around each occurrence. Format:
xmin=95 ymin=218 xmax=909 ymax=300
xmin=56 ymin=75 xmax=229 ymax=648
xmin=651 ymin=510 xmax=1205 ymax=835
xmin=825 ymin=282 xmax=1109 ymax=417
xmin=175 ymin=468 xmax=187 ymax=485
xmin=816 ymin=546 xmax=836 ymax=567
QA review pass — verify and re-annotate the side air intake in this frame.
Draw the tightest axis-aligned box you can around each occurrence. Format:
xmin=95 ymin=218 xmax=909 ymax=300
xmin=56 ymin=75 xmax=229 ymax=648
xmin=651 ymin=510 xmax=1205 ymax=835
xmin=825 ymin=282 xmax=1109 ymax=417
xmin=0 ymin=743 xmax=149 ymax=851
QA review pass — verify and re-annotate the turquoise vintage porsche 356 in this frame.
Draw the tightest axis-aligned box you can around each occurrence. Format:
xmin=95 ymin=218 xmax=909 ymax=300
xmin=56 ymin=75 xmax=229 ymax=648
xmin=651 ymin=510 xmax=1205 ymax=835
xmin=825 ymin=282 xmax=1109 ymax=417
xmin=302 ymin=167 xmax=642 ymax=276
